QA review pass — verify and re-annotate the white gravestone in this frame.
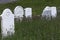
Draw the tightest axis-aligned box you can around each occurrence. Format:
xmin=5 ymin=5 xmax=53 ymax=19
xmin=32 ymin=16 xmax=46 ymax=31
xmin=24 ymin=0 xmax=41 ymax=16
xmin=14 ymin=6 xmax=24 ymax=22
xmin=51 ymin=7 xmax=57 ymax=18
xmin=1 ymin=8 xmax=15 ymax=37
xmin=42 ymin=6 xmax=51 ymax=20
xmin=41 ymin=6 xmax=57 ymax=20
xmin=24 ymin=8 xmax=32 ymax=19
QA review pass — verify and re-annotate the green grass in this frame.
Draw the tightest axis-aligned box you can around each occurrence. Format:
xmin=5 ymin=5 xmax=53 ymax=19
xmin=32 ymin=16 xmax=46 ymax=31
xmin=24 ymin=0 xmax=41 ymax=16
xmin=0 ymin=0 xmax=60 ymax=40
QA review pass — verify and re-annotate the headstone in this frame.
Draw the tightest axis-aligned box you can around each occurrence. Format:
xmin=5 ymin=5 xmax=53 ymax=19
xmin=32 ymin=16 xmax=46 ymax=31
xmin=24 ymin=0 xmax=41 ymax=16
xmin=14 ymin=6 xmax=24 ymax=22
xmin=41 ymin=6 xmax=51 ymax=20
xmin=1 ymin=8 xmax=15 ymax=37
xmin=24 ymin=8 xmax=32 ymax=19
xmin=42 ymin=6 xmax=57 ymax=20
xmin=51 ymin=7 xmax=57 ymax=18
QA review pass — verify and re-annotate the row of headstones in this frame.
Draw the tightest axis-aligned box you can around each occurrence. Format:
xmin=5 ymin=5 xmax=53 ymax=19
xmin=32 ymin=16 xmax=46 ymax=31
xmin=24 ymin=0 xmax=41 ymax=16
xmin=41 ymin=6 xmax=57 ymax=20
xmin=0 ymin=6 xmax=32 ymax=38
xmin=1 ymin=6 xmax=57 ymax=38
xmin=14 ymin=6 xmax=32 ymax=22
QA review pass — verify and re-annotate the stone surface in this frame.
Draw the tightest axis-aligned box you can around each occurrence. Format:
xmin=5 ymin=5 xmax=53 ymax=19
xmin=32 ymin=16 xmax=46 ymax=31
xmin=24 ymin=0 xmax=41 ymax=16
xmin=41 ymin=6 xmax=51 ymax=20
xmin=41 ymin=6 xmax=57 ymax=20
xmin=24 ymin=8 xmax=32 ymax=18
xmin=51 ymin=7 xmax=57 ymax=18
xmin=14 ymin=6 xmax=24 ymax=22
xmin=1 ymin=8 xmax=15 ymax=37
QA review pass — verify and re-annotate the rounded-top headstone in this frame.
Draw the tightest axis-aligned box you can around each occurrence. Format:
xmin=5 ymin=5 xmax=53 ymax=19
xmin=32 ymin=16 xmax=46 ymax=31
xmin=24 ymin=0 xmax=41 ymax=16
xmin=42 ymin=6 xmax=50 ymax=16
xmin=1 ymin=8 xmax=15 ymax=37
xmin=41 ymin=6 xmax=52 ymax=20
xmin=14 ymin=6 xmax=24 ymax=18
xmin=43 ymin=6 xmax=51 ymax=11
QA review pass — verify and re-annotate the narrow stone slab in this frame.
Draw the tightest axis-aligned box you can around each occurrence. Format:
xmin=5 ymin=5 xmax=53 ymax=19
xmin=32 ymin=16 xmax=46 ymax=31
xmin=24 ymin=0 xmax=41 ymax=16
xmin=51 ymin=7 xmax=57 ymax=18
xmin=24 ymin=8 xmax=32 ymax=18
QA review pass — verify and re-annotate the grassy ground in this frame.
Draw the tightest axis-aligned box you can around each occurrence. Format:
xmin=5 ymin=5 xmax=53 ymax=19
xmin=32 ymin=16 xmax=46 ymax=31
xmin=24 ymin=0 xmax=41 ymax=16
xmin=0 ymin=0 xmax=60 ymax=40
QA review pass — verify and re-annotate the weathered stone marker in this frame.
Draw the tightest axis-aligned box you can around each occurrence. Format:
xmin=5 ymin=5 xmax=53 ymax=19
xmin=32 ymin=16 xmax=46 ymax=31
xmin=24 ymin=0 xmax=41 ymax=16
xmin=51 ymin=7 xmax=57 ymax=18
xmin=1 ymin=8 xmax=15 ymax=37
xmin=14 ymin=6 xmax=24 ymax=22
xmin=41 ymin=6 xmax=57 ymax=20
xmin=41 ymin=6 xmax=51 ymax=20
xmin=24 ymin=8 xmax=32 ymax=19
